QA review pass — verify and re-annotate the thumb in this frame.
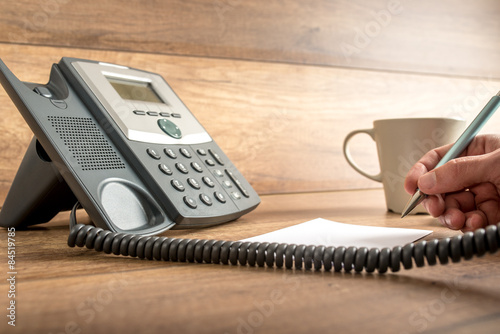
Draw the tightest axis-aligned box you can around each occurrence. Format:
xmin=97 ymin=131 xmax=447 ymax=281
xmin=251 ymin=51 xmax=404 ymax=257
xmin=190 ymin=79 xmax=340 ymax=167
xmin=417 ymin=155 xmax=491 ymax=194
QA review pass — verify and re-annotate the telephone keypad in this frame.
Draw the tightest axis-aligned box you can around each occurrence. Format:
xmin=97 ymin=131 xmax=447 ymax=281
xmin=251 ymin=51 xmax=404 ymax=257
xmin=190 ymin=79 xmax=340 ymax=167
xmin=148 ymin=145 xmax=250 ymax=210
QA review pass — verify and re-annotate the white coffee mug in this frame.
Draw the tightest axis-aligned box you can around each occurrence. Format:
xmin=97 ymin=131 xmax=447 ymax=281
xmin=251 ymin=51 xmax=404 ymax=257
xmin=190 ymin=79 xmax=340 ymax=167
xmin=343 ymin=118 xmax=466 ymax=214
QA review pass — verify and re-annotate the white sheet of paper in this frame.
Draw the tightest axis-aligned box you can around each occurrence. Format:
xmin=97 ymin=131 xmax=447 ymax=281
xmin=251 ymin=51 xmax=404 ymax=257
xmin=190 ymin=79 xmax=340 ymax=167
xmin=241 ymin=218 xmax=432 ymax=248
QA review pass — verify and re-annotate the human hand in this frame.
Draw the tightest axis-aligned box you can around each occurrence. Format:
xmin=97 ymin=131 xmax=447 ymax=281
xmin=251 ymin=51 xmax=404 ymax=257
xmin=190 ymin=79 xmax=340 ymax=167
xmin=404 ymin=134 xmax=500 ymax=232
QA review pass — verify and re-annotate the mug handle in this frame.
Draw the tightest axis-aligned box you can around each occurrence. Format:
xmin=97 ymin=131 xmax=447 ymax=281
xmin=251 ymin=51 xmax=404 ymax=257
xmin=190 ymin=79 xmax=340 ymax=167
xmin=343 ymin=128 xmax=382 ymax=182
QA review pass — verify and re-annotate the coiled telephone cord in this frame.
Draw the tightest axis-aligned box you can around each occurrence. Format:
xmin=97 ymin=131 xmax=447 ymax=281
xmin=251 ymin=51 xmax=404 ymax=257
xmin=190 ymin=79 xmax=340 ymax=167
xmin=67 ymin=203 xmax=500 ymax=273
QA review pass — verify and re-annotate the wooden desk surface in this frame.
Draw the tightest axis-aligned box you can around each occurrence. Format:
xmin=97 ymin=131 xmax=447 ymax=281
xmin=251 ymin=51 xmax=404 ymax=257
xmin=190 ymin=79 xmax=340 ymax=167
xmin=1 ymin=188 xmax=500 ymax=334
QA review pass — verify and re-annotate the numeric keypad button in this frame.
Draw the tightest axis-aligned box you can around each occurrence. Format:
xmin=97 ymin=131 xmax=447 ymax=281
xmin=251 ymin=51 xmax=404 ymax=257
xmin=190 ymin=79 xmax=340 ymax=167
xmin=183 ymin=196 xmax=197 ymax=209
xmin=214 ymin=191 xmax=226 ymax=203
xmin=164 ymin=148 xmax=177 ymax=159
xmin=171 ymin=179 xmax=185 ymax=192
xmin=176 ymin=162 xmax=189 ymax=174
xmin=200 ymin=193 xmax=213 ymax=206
xmin=187 ymin=178 xmax=201 ymax=189
xmin=147 ymin=148 xmax=161 ymax=160
xmin=202 ymin=176 xmax=215 ymax=188
xmin=180 ymin=148 xmax=192 ymax=158
xmin=191 ymin=162 xmax=203 ymax=173
xmin=158 ymin=163 xmax=173 ymax=175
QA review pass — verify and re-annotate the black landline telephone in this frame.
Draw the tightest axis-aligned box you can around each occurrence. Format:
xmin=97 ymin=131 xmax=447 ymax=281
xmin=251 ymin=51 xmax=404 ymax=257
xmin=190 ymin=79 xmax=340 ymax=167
xmin=0 ymin=58 xmax=498 ymax=273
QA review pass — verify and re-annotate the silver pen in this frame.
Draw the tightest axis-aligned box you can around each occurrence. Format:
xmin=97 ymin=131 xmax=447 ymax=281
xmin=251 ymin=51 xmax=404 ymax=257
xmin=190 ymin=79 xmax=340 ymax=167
xmin=401 ymin=91 xmax=500 ymax=218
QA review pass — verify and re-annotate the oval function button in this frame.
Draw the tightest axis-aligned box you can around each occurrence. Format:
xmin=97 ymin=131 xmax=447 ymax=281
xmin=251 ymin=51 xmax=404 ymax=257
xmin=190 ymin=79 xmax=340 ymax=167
xmin=158 ymin=119 xmax=182 ymax=139
xmin=208 ymin=149 xmax=224 ymax=165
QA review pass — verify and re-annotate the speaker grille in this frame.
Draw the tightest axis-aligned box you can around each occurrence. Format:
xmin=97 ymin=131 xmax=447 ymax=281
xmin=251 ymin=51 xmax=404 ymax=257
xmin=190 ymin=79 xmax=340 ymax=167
xmin=48 ymin=116 xmax=126 ymax=171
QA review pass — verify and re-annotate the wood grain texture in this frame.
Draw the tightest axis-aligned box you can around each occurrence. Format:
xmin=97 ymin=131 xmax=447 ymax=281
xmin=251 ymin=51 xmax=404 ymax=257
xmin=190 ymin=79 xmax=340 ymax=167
xmin=1 ymin=44 xmax=500 ymax=204
xmin=0 ymin=0 xmax=499 ymax=78
xmin=1 ymin=189 xmax=500 ymax=333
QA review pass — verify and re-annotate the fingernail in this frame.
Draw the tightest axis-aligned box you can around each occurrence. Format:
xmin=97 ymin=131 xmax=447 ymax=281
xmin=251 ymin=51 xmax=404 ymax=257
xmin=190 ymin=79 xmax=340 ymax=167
xmin=439 ymin=214 xmax=452 ymax=228
xmin=419 ymin=172 xmax=436 ymax=190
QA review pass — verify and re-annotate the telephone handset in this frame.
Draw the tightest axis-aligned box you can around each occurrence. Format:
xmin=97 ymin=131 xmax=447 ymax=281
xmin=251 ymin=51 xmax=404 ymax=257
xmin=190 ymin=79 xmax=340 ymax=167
xmin=0 ymin=58 xmax=260 ymax=235
xmin=1 ymin=58 xmax=499 ymax=273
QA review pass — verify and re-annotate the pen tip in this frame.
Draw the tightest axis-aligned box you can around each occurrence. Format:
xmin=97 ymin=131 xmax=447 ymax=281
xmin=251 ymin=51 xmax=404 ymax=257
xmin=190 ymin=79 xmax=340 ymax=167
xmin=400 ymin=189 xmax=425 ymax=219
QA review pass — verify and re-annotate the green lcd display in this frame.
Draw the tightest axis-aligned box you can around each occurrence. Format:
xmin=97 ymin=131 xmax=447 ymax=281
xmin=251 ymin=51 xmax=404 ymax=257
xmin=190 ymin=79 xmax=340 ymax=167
xmin=107 ymin=77 xmax=164 ymax=103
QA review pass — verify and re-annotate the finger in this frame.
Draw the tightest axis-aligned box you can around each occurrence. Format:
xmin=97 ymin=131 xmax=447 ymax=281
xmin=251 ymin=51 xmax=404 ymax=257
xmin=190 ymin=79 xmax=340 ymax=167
xmin=404 ymin=136 xmax=500 ymax=195
xmin=438 ymin=207 xmax=466 ymax=230
xmin=422 ymin=194 xmax=446 ymax=217
xmin=462 ymin=210 xmax=488 ymax=232
xmin=435 ymin=191 xmax=476 ymax=230
xmin=404 ymin=162 xmax=428 ymax=194
xmin=417 ymin=154 xmax=493 ymax=195
xmin=469 ymin=183 xmax=500 ymax=226
xmin=413 ymin=143 xmax=455 ymax=172
xmin=404 ymin=143 xmax=458 ymax=194
xmin=444 ymin=190 xmax=476 ymax=213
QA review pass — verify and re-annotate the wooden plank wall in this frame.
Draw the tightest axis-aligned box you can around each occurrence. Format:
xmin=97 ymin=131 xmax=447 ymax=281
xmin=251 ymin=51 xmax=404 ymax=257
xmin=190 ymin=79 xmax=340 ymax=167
xmin=1 ymin=0 xmax=500 ymax=204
